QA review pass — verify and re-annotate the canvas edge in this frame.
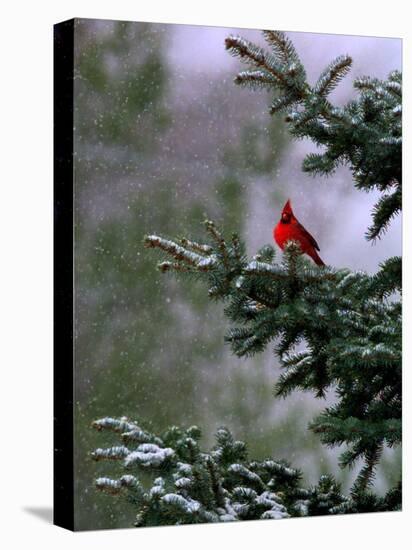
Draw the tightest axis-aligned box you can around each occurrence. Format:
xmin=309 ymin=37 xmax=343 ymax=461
xmin=53 ymin=18 xmax=75 ymax=532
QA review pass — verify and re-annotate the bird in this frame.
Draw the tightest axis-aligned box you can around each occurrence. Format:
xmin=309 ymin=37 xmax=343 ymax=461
xmin=273 ymin=199 xmax=325 ymax=266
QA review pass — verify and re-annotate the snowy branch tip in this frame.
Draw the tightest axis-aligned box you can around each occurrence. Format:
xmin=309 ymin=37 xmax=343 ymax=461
xmin=144 ymin=234 xmax=218 ymax=271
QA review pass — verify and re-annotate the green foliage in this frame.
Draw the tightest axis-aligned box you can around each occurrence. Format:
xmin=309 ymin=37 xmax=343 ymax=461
xmin=143 ymin=222 xmax=401 ymax=496
xmin=225 ymin=31 xmax=401 ymax=242
xmin=92 ymin=418 xmax=400 ymax=526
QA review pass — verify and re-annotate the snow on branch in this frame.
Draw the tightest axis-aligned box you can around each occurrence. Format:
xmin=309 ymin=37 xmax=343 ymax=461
xmin=144 ymin=234 xmax=217 ymax=271
xmin=92 ymin=418 xmax=400 ymax=527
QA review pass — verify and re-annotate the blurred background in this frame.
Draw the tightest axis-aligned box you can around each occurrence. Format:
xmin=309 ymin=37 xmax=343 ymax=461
xmin=73 ymin=19 xmax=401 ymax=530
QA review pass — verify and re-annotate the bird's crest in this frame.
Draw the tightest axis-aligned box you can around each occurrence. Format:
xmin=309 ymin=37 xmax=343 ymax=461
xmin=282 ymin=199 xmax=294 ymax=216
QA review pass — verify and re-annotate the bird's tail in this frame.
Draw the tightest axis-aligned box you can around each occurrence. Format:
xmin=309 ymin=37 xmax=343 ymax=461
xmin=310 ymin=249 xmax=325 ymax=267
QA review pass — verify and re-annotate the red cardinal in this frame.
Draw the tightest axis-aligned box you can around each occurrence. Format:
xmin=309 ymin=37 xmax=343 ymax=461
xmin=274 ymin=199 xmax=325 ymax=266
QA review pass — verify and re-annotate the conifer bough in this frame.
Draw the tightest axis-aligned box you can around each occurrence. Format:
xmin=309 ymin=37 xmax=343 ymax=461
xmin=91 ymin=418 xmax=399 ymax=526
xmin=92 ymin=31 xmax=401 ymax=525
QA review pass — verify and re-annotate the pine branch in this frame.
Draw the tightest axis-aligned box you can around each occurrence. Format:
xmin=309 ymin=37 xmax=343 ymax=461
xmin=96 ymin=475 xmax=141 ymax=495
xmin=314 ymin=55 xmax=352 ymax=96
xmin=366 ymin=186 xmax=402 ymax=241
xmin=225 ymin=35 xmax=287 ymax=86
xmin=180 ymin=237 xmax=213 ymax=254
xmin=92 ymin=418 xmax=400 ymax=525
xmin=235 ymin=69 xmax=279 ymax=90
xmin=262 ymin=30 xmax=301 ymax=66
xmin=144 ymin=234 xmax=217 ymax=271
xmin=370 ymin=257 xmax=402 ymax=299
xmin=269 ymin=93 xmax=298 ymax=114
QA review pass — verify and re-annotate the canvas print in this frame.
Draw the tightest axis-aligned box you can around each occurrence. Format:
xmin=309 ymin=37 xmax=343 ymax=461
xmin=54 ymin=18 xmax=402 ymax=531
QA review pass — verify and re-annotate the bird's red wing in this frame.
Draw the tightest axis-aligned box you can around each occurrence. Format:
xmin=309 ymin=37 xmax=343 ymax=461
xmin=296 ymin=221 xmax=320 ymax=251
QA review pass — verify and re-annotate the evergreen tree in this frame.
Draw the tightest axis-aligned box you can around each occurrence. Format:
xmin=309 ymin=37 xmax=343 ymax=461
xmin=92 ymin=30 xmax=401 ymax=525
